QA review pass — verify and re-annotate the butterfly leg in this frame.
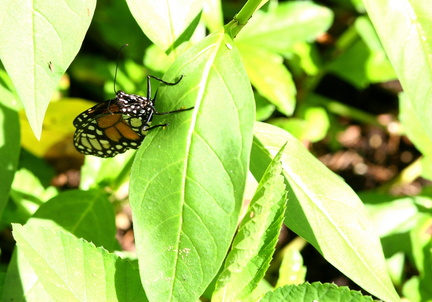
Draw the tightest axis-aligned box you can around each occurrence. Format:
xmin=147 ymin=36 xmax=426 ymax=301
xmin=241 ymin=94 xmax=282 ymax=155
xmin=147 ymin=75 xmax=184 ymax=103
xmin=148 ymin=74 xmax=184 ymax=86
xmin=154 ymin=106 xmax=194 ymax=115
xmin=143 ymin=123 xmax=168 ymax=132
xmin=106 ymin=99 xmax=115 ymax=114
xmin=146 ymin=74 xmax=194 ymax=115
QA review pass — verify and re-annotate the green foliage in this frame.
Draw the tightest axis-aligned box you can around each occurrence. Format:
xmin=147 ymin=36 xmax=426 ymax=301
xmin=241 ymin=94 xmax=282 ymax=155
xmin=0 ymin=0 xmax=96 ymax=139
xmin=237 ymin=1 xmax=333 ymax=116
xmin=360 ymin=192 xmax=432 ymax=301
xmin=126 ymin=0 xmax=202 ymax=53
xmin=0 ymin=103 xmax=20 ymax=217
xmin=327 ymin=16 xmax=396 ymax=88
xmin=0 ymin=0 xmax=431 ymax=301
xmin=9 ymin=224 xmax=145 ymax=301
xmin=275 ymin=238 xmax=307 ymax=287
xmin=129 ymin=30 xmax=255 ymax=301
xmin=212 ymin=144 xmax=287 ymax=301
xmin=363 ymin=0 xmax=432 ymax=142
xmin=30 ymin=189 xmax=117 ymax=250
xmin=399 ymin=93 xmax=432 ymax=181
xmin=261 ymin=282 xmax=375 ymax=302
xmin=252 ymin=122 xmax=397 ymax=301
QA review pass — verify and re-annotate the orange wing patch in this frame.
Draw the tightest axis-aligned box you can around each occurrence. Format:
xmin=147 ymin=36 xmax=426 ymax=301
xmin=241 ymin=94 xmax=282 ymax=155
xmin=97 ymin=113 xmax=121 ymax=128
xmin=115 ymin=120 xmax=141 ymax=140
xmin=97 ymin=114 xmax=141 ymax=142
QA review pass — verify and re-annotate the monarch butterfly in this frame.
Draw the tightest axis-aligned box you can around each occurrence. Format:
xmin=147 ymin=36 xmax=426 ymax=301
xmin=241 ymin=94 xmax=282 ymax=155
xmin=73 ymin=58 xmax=193 ymax=158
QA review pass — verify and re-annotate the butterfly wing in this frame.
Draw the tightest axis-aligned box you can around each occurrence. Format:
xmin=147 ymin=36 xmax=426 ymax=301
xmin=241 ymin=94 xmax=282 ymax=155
xmin=73 ymin=99 xmax=147 ymax=158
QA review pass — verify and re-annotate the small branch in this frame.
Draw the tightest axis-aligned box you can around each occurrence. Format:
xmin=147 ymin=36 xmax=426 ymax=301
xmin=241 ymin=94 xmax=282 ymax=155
xmin=225 ymin=0 xmax=268 ymax=38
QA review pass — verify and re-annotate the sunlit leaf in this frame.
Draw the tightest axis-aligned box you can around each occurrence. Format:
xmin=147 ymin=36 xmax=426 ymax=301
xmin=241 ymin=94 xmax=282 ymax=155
xmin=0 ymin=0 xmax=96 ymax=139
xmin=237 ymin=2 xmax=333 ymax=53
xmin=363 ymin=0 xmax=432 ymax=141
xmin=9 ymin=224 xmax=144 ymax=301
xmin=130 ymin=29 xmax=255 ymax=301
xmin=261 ymin=282 xmax=374 ymax=302
xmin=251 ymin=122 xmax=400 ymax=302
xmin=125 ymin=0 xmax=202 ymax=54
xmin=213 ymin=144 xmax=287 ymax=301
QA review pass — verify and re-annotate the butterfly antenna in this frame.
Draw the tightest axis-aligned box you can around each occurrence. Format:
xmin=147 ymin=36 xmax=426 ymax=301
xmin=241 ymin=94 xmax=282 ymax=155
xmin=114 ymin=44 xmax=129 ymax=94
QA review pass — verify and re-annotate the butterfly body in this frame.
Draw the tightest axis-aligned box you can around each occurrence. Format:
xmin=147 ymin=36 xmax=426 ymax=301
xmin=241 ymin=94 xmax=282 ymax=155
xmin=73 ymin=74 xmax=193 ymax=158
xmin=73 ymin=91 xmax=155 ymax=158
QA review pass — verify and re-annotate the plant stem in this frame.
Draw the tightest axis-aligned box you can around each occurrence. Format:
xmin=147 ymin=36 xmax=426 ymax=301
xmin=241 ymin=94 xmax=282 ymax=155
xmin=226 ymin=0 xmax=268 ymax=38
xmin=318 ymin=97 xmax=384 ymax=128
xmin=377 ymin=156 xmax=423 ymax=193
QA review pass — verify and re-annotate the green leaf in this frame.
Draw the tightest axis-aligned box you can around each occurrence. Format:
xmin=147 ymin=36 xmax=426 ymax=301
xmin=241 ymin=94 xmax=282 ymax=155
xmin=144 ymin=44 xmax=176 ymax=74
xmin=237 ymin=44 xmax=296 ymax=116
xmin=125 ymin=0 xmax=203 ymax=53
xmin=31 ymin=189 xmax=116 ymax=250
xmin=212 ymin=144 xmax=287 ymax=301
xmin=276 ymin=241 xmax=307 ymax=287
xmin=270 ymin=106 xmax=330 ymax=142
xmin=8 ymin=167 xmax=58 ymax=223
xmin=202 ymin=0 xmax=223 ymax=33
xmin=261 ymin=282 xmax=374 ymax=302
xmin=363 ymin=0 xmax=432 ymax=142
xmin=0 ymin=0 xmax=96 ymax=139
xmin=403 ymin=277 xmax=424 ymax=302
xmin=248 ymin=279 xmax=273 ymax=302
xmin=286 ymin=42 xmax=321 ymax=76
xmin=0 ymin=102 xmax=20 ymax=219
xmin=2 ymin=190 xmax=117 ymax=300
xmin=19 ymin=98 xmax=91 ymax=157
xmin=236 ymin=2 xmax=333 ymax=53
xmin=410 ymin=216 xmax=432 ymax=275
xmin=235 ymin=2 xmax=333 ymax=116
xmin=2 ymin=253 xmax=53 ymax=301
xmin=399 ymin=92 xmax=432 ymax=157
xmin=421 ymin=155 xmax=432 ymax=181
xmin=129 ymin=29 xmax=255 ymax=302
xmin=0 ymin=68 xmax=21 ymax=111
xmin=79 ymin=152 xmax=135 ymax=191
xmin=10 ymin=224 xmax=145 ymax=302
xmin=91 ymin=0 xmax=148 ymax=60
xmin=269 ymin=118 xmax=308 ymax=141
xmin=408 ymin=216 xmax=432 ymax=300
xmin=255 ymin=93 xmax=276 ymax=121
xmin=361 ymin=193 xmax=423 ymax=237
xmin=327 ymin=16 xmax=396 ymax=88
xmin=250 ymin=122 xmax=400 ymax=302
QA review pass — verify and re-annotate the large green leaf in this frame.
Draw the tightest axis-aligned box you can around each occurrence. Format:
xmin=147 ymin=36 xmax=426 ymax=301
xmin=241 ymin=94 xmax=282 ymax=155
xmin=2 ymin=190 xmax=117 ymax=301
xmin=125 ymin=0 xmax=203 ymax=54
xmin=129 ymin=29 xmax=255 ymax=302
xmin=250 ymin=122 xmax=400 ymax=302
xmin=261 ymin=282 xmax=374 ymax=302
xmin=0 ymin=0 xmax=95 ymax=139
xmin=10 ymin=224 xmax=145 ymax=302
xmin=363 ymin=0 xmax=432 ymax=142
